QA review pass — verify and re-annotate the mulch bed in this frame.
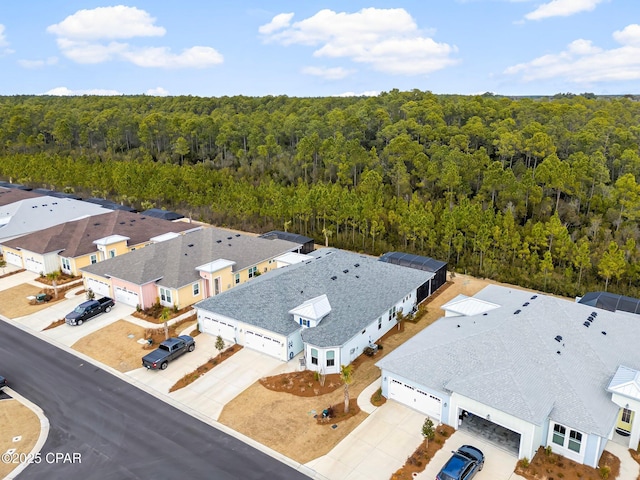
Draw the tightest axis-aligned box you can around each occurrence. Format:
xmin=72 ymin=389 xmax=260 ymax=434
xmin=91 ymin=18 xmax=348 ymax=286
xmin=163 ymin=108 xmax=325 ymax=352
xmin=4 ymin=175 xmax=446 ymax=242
xmin=515 ymin=447 xmax=620 ymax=480
xmin=315 ymin=399 xmax=361 ymax=425
xmin=132 ymin=304 xmax=193 ymax=323
xmin=391 ymin=424 xmax=456 ymax=480
xmin=0 ymin=268 xmax=25 ymax=279
xmin=169 ymin=345 xmax=243 ymax=392
xmin=260 ymin=369 xmax=343 ymax=397
xmin=36 ymin=273 xmax=80 ymax=286
xmin=370 ymin=387 xmax=387 ymax=407
xmin=43 ymin=319 xmax=66 ymax=331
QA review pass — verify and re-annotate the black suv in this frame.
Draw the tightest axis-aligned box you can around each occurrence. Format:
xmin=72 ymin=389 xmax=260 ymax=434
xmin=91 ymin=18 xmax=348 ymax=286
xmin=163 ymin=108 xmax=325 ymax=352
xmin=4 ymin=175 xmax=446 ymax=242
xmin=0 ymin=375 xmax=7 ymax=391
xmin=436 ymin=445 xmax=484 ymax=480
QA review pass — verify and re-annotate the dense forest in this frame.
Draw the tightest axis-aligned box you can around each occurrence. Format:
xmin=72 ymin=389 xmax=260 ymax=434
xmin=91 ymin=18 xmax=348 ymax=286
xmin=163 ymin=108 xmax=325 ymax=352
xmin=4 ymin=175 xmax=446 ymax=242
xmin=0 ymin=90 xmax=639 ymax=298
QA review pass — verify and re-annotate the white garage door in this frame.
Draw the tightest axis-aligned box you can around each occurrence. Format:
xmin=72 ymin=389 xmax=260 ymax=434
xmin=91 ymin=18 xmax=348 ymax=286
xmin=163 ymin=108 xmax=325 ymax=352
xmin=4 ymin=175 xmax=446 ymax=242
xmin=4 ymin=251 xmax=22 ymax=267
xmin=115 ymin=286 xmax=139 ymax=307
xmin=245 ymin=330 xmax=282 ymax=359
xmin=24 ymin=258 xmax=44 ymax=274
xmin=201 ymin=315 xmax=235 ymax=340
xmin=86 ymin=277 xmax=111 ymax=297
xmin=388 ymin=378 xmax=442 ymax=420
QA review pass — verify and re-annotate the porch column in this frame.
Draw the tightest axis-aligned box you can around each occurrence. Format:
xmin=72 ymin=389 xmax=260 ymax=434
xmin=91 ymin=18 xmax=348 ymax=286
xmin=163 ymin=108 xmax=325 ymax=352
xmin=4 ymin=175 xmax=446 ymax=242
xmin=630 ymin=410 xmax=640 ymax=450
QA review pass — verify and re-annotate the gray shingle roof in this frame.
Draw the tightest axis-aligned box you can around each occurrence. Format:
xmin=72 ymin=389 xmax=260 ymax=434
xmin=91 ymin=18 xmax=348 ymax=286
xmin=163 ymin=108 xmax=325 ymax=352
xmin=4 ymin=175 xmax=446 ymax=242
xmin=376 ymin=284 xmax=640 ymax=436
xmin=195 ymin=248 xmax=434 ymax=345
xmin=80 ymin=227 xmax=301 ymax=289
xmin=2 ymin=210 xmax=195 ymax=256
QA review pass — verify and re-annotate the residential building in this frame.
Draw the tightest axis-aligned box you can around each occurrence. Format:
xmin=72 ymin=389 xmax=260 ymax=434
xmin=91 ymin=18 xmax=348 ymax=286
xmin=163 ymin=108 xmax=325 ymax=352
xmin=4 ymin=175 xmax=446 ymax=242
xmin=1 ymin=210 xmax=197 ymax=275
xmin=80 ymin=227 xmax=302 ymax=309
xmin=376 ymin=284 xmax=640 ymax=467
xmin=195 ymin=248 xmax=439 ymax=372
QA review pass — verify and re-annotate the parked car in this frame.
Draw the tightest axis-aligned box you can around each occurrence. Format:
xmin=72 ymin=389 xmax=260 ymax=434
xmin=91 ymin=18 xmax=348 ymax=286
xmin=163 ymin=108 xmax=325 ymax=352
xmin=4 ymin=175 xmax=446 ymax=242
xmin=0 ymin=375 xmax=7 ymax=391
xmin=65 ymin=297 xmax=115 ymax=326
xmin=436 ymin=445 xmax=484 ymax=480
xmin=142 ymin=335 xmax=196 ymax=370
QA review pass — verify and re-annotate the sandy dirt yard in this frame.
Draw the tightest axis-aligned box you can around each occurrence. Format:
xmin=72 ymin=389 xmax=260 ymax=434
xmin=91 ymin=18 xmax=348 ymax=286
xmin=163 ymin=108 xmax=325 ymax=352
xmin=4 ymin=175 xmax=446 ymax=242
xmin=0 ymin=398 xmax=40 ymax=479
xmin=71 ymin=320 xmax=149 ymax=372
xmin=218 ymin=273 xmax=496 ymax=464
xmin=0 ymin=283 xmax=66 ymax=319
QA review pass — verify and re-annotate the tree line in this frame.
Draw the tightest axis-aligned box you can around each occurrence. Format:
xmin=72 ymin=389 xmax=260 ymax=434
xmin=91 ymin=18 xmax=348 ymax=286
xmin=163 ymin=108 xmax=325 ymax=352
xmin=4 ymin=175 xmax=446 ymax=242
xmin=0 ymin=90 xmax=639 ymax=298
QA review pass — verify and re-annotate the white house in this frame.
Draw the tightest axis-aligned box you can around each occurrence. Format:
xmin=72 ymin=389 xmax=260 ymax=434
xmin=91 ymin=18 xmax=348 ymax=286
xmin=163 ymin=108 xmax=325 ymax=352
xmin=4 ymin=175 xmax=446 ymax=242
xmin=194 ymin=248 xmax=437 ymax=374
xmin=376 ymin=284 xmax=640 ymax=468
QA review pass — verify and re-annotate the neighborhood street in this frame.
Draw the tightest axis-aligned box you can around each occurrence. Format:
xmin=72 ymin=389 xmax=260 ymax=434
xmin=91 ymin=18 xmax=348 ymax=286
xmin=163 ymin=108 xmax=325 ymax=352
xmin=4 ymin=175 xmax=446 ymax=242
xmin=0 ymin=320 xmax=309 ymax=480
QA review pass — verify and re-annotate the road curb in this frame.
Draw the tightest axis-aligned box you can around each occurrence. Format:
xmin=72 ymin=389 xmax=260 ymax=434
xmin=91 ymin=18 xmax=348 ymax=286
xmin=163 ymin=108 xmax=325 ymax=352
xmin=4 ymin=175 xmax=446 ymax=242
xmin=3 ymin=388 xmax=50 ymax=480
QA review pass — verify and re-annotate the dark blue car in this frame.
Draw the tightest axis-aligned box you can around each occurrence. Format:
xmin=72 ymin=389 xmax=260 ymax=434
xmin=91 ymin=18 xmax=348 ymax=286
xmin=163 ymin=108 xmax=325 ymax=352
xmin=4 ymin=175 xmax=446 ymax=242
xmin=436 ymin=445 xmax=484 ymax=480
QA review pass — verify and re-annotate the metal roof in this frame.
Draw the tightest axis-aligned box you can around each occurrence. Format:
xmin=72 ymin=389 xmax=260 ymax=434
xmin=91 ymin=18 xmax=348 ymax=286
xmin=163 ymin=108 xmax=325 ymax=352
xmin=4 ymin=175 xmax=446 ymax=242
xmin=259 ymin=230 xmax=313 ymax=245
xmin=578 ymin=291 xmax=640 ymax=315
xmin=379 ymin=251 xmax=446 ymax=272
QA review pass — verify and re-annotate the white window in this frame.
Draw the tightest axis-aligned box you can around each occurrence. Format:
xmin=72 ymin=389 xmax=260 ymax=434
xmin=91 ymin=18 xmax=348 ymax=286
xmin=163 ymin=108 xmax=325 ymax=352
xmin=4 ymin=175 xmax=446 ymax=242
xmin=311 ymin=348 xmax=318 ymax=365
xmin=192 ymin=282 xmax=200 ymax=296
xmin=109 ymin=249 xmax=116 ymax=258
xmin=248 ymin=266 xmax=257 ymax=278
xmin=90 ymin=254 xmax=97 ymax=264
xmin=299 ymin=318 xmax=310 ymax=327
xmin=326 ymin=351 xmax=335 ymax=367
xmin=378 ymin=317 xmax=382 ymax=330
xmin=160 ymin=287 xmax=172 ymax=304
xmin=622 ymin=408 xmax=632 ymax=423
xmin=234 ymin=273 xmax=240 ymax=284
xmin=551 ymin=422 xmax=582 ymax=454
xmin=568 ymin=430 xmax=582 ymax=453
xmin=61 ymin=258 xmax=71 ymax=271
xmin=552 ymin=424 xmax=566 ymax=446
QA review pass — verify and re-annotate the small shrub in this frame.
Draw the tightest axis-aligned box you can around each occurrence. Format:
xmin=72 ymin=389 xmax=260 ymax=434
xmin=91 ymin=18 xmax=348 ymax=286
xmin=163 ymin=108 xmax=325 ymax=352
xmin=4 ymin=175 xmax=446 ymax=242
xmin=520 ymin=457 xmax=530 ymax=468
xmin=313 ymin=371 xmax=320 ymax=381
xmin=545 ymin=445 xmax=553 ymax=456
xmin=599 ymin=465 xmax=610 ymax=479
xmin=558 ymin=473 xmax=564 ymax=478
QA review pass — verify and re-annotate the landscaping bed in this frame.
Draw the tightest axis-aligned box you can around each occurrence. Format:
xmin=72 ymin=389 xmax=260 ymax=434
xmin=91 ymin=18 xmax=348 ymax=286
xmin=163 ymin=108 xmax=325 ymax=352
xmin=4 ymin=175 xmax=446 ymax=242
xmin=169 ymin=345 xmax=243 ymax=392
xmin=390 ymin=424 xmax=456 ymax=480
xmin=515 ymin=447 xmax=620 ymax=480
xmin=132 ymin=303 xmax=193 ymax=323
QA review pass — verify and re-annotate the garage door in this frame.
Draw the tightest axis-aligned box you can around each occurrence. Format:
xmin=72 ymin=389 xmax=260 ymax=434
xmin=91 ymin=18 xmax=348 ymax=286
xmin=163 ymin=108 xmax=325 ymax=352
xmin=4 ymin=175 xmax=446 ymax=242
xmin=24 ymin=258 xmax=44 ymax=274
xmin=4 ymin=251 xmax=22 ymax=267
xmin=388 ymin=378 xmax=442 ymax=420
xmin=201 ymin=314 xmax=235 ymax=340
xmin=115 ymin=286 xmax=139 ymax=307
xmin=245 ymin=330 xmax=282 ymax=359
xmin=86 ymin=277 xmax=111 ymax=297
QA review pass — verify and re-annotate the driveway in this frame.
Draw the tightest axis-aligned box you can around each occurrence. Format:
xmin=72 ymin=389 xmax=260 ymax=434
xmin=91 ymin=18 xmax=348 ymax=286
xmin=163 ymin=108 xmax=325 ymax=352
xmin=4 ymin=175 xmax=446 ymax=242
xmin=415 ymin=429 xmax=525 ymax=480
xmin=127 ymin=339 xmax=285 ymax=420
xmin=305 ymin=400 xmax=426 ymax=480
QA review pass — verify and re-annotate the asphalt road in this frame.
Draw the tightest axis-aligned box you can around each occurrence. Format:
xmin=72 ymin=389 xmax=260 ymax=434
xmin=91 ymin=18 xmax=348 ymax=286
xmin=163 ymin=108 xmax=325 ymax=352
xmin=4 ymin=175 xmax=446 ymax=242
xmin=0 ymin=321 xmax=310 ymax=480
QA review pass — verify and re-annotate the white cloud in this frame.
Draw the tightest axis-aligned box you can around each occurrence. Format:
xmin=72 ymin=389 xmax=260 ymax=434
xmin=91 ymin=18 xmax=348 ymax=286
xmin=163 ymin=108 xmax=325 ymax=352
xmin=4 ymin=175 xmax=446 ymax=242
xmin=146 ymin=87 xmax=169 ymax=96
xmin=259 ymin=8 xmax=458 ymax=76
xmin=504 ymin=24 xmax=640 ymax=83
xmin=45 ymin=87 xmax=122 ymax=96
xmin=525 ymin=0 xmax=605 ymax=21
xmin=337 ymin=90 xmax=379 ymax=97
xmin=258 ymin=13 xmax=294 ymax=35
xmin=0 ymin=24 xmax=14 ymax=55
xmin=47 ymin=6 xmax=166 ymax=40
xmin=301 ymin=66 xmax=353 ymax=80
xmin=47 ymin=6 xmax=223 ymax=69
xmin=121 ymin=46 xmax=223 ymax=68
xmin=18 ymin=57 xmax=59 ymax=69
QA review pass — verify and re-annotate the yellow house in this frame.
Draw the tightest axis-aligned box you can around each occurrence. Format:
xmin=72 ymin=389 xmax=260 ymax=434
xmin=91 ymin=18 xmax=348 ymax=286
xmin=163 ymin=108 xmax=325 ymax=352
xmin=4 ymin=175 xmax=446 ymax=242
xmin=80 ymin=227 xmax=305 ymax=309
xmin=0 ymin=210 xmax=195 ymax=275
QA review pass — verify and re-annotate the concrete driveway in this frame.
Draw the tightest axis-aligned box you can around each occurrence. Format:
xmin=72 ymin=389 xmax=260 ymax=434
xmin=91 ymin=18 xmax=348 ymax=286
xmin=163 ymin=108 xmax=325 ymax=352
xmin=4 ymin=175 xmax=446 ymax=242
xmin=305 ymin=400 xmax=426 ymax=480
xmin=126 ymin=339 xmax=285 ymax=420
xmin=415 ymin=429 xmax=525 ymax=480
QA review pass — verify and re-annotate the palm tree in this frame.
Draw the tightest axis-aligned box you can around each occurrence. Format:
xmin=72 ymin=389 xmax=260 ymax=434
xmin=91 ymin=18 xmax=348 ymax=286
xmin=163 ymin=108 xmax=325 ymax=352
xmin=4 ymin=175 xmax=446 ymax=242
xmin=47 ymin=270 xmax=61 ymax=299
xmin=160 ymin=307 xmax=172 ymax=340
xmin=340 ymin=364 xmax=354 ymax=413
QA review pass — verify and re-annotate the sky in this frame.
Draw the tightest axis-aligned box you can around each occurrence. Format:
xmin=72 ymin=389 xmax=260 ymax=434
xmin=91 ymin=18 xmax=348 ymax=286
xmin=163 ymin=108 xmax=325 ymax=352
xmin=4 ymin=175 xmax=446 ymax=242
xmin=1 ymin=0 xmax=639 ymax=97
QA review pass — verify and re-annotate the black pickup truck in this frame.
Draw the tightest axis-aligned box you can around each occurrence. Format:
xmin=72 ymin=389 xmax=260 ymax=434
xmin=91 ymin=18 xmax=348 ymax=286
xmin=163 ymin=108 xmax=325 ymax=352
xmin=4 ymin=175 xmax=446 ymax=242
xmin=65 ymin=297 xmax=115 ymax=326
xmin=142 ymin=335 xmax=196 ymax=370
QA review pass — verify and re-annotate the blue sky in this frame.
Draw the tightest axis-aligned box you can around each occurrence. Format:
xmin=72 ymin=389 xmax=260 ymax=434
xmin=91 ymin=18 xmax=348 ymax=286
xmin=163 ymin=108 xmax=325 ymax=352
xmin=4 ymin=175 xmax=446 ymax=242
xmin=1 ymin=0 xmax=638 ymax=97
